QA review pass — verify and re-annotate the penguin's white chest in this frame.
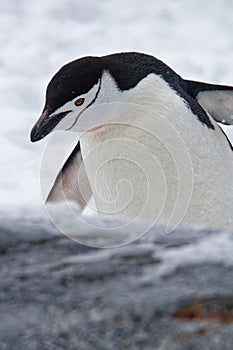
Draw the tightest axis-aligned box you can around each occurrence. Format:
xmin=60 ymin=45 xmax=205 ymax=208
xmin=80 ymin=123 xmax=172 ymax=222
xmin=79 ymin=75 xmax=233 ymax=230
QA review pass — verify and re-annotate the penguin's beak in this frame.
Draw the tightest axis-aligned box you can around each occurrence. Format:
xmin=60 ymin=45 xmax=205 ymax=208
xmin=30 ymin=109 xmax=71 ymax=142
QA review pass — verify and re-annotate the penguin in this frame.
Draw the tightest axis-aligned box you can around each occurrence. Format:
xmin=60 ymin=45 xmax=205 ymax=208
xmin=31 ymin=52 xmax=233 ymax=230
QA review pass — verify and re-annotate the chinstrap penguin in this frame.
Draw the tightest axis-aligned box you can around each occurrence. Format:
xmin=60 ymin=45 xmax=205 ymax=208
xmin=31 ymin=52 xmax=233 ymax=230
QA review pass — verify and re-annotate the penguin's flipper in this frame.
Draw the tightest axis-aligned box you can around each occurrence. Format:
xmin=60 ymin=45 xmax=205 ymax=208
xmin=46 ymin=142 xmax=92 ymax=210
xmin=186 ymin=80 xmax=233 ymax=125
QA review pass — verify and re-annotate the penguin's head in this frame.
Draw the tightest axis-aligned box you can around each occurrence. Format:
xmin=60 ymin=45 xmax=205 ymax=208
xmin=31 ymin=52 xmax=160 ymax=142
xmin=31 ymin=56 xmax=101 ymax=142
xmin=32 ymin=52 xmax=233 ymax=143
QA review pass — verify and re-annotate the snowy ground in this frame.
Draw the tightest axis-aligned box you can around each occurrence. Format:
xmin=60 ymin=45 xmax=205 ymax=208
xmin=0 ymin=0 xmax=233 ymax=234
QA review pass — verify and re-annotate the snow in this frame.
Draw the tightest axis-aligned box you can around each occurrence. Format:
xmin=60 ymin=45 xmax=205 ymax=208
xmin=156 ymin=232 xmax=233 ymax=277
xmin=52 ymin=231 xmax=233 ymax=275
xmin=0 ymin=0 xmax=233 ymax=241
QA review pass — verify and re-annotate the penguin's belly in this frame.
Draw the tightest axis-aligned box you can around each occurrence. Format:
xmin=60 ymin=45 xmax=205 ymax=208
xmin=80 ymin=122 xmax=233 ymax=230
xmin=80 ymin=126 xmax=174 ymax=222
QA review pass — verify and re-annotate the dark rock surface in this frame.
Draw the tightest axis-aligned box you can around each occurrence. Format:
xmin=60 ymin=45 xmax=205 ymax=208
xmin=1 ymin=218 xmax=233 ymax=350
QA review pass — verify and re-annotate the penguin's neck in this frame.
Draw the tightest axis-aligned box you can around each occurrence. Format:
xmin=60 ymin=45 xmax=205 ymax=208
xmin=79 ymin=75 xmax=233 ymax=230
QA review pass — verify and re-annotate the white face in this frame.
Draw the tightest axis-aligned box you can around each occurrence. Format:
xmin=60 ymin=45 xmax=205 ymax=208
xmin=50 ymin=71 xmax=124 ymax=133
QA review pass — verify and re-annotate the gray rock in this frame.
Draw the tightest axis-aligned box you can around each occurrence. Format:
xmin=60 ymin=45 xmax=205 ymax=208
xmin=0 ymin=218 xmax=233 ymax=350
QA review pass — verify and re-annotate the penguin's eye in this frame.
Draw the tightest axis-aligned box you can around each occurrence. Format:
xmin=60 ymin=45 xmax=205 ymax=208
xmin=75 ymin=98 xmax=85 ymax=106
